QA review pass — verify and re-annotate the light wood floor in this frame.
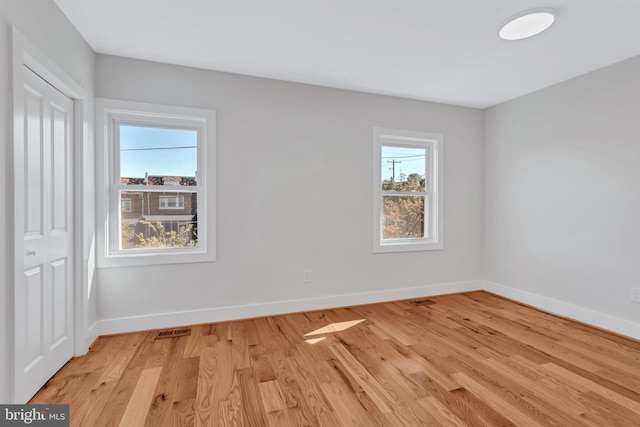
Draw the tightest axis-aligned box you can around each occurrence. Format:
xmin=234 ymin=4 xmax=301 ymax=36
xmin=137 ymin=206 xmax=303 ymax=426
xmin=31 ymin=291 xmax=640 ymax=426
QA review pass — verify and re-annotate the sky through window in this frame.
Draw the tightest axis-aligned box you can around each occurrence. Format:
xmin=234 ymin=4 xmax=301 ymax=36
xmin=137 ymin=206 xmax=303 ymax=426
xmin=120 ymin=125 xmax=197 ymax=178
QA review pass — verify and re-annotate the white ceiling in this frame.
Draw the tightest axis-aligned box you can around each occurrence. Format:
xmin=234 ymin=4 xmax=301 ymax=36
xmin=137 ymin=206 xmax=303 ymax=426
xmin=53 ymin=0 xmax=640 ymax=108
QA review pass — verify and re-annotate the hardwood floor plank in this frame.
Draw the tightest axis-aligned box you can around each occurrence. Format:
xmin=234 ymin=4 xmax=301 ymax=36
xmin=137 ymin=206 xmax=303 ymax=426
xmin=492 ymin=356 xmax=588 ymax=415
xmin=29 ymin=291 xmax=640 ymax=426
xmin=242 ymin=319 xmax=261 ymax=347
xmin=97 ymin=333 xmax=149 ymax=384
xmin=183 ymin=325 xmax=218 ymax=358
xmin=418 ymin=395 xmax=468 ymax=427
xmin=408 ymin=371 xmax=505 ymax=427
xmin=237 ymin=367 xmax=268 ymax=427
xmin=218 ymin=369 xmax=244 ymax=427
xmin=172 ymin=399 xmax=196 ymax=427
xmin=248 ymin=344 xmax=277 ymax=383
xmin=448 ymin=350 xmax=578 ymax=425
xmin=448 ymin=387 xmax=516 ymax=427
xmin=218 ymin=400 xmax=244 ymax=427
xmin=282 ymin=354 xmax=338 ymax=426
xmin=391 ymin=342 xmax=461 ymax=390
xmin=258 ymin=380 xmax=288 ymax=413
xmin=540 ymin=362 xmax=640 ymax=413
xmin=143 ymin=337 xmax=172 ymax=369
xmin=175 ymin=356 xmax=200 ymax=401
xmin=479 ymin=357 xmax=591 ymax=426
xmin=594 ymin=367 xmax=640 ymax=396
xmin=93 ymin=332 xmax=158 ymax=427
xmin=318 ymin=380 xmax=382 ymax=427
xmin=450 ymin=371 xmax=548 ymax=426
xmin=578 ymin=391 xmax=640 ymax=427
xmin=145 ymin=337 xmax=187 ymax=426
xmin=118 ymin=367 xmax=163 ymax=427
xmin=329 ymin=342 xmax=395 ymax=413
xmin=253 ymin=317 xmax=288 ymax=361
xmin=230 ymin=322 xmax=251 ymax=369
xmin=194 ymin=346 xmax=218 ymax=426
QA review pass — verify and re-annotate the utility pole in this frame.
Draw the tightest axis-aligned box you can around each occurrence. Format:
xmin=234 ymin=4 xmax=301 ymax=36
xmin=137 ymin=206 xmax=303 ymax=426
xmin=387 ymin=159 xmax=402 ymax=181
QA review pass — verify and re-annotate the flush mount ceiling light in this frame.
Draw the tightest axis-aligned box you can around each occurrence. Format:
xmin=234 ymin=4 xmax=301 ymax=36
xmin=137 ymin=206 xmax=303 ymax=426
xmin=499 ymin=9 xmax=556 ymax=41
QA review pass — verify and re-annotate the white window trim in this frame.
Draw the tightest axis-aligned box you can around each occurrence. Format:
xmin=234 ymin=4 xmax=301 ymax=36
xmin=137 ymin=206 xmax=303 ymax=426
xmin=96 ymin=98 xmax=216 ymax=267
xmin=373 ymin=127 xmax=443 ymax=253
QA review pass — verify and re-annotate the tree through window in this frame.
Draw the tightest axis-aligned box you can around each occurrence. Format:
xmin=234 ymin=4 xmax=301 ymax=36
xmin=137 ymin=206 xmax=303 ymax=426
xmin=373 ymin=128 xmax=443 ymax=252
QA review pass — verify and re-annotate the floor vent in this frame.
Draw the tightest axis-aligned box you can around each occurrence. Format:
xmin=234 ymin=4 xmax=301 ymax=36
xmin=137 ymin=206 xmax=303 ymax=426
xmin=156 ymin=328 xmax=191 ymax=339
xmin=410 ymin=299 xmax=436 ymax=307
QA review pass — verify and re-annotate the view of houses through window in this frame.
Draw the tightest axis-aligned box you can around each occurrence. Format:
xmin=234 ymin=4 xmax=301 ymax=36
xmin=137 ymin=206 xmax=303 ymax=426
xmin=118 ymin=125 xmax=198 ymax=250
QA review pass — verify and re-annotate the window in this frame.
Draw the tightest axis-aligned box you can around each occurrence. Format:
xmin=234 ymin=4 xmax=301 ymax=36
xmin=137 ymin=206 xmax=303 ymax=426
xmin=373 ymin=128 xmax=443 ymax=252
xmin=159 ymin=195 xmax=185 ymax=209
xmin=121 ymin=198 xmax=132 ymax=212
xmin=96 ymin=99 xmax=216 ymax=267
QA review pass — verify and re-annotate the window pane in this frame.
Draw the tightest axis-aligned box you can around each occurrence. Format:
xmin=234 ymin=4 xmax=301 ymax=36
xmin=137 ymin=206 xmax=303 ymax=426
xmin=159 ymin=195 xmax=185 ymax=209
xmin=381 ymin=146 xmax=426 ymax=191
xmin=382 ymin=195 xmax=426 ymax=239
xmin=120 ymin=190 xmax=198 ymax=249
xmin=121 ymin=198 xmax=132 ymax=212
xmin=120 ymin=125 xmax=197 ymax=185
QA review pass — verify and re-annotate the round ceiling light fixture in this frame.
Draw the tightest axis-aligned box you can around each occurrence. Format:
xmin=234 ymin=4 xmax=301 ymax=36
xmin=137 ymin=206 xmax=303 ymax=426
xmin=499 ymin=9 xmax=556 ymax=41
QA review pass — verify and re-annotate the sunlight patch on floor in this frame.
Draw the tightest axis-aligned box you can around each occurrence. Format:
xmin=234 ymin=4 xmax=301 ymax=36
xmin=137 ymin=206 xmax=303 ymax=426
xmin=304 ymin=337 xmax=327 ymax=344
xmin=304 ymin=319 xmax=366 ymax=337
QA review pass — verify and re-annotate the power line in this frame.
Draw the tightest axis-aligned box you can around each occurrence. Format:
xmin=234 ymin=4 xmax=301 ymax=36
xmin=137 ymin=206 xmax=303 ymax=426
xmin=381 ymin=154 xmax=425 ymax=159
xmin=121 ymin=145 xmax=197 ymax=152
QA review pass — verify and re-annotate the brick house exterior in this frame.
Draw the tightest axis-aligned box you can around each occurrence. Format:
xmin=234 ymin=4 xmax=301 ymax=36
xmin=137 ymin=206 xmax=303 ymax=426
xmin=120 ymin=174 xmax=198 ymax=247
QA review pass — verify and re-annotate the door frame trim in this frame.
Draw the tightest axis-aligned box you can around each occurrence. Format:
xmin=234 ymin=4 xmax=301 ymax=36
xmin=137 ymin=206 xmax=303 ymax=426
xmin=10 ymin=27 xmax=94 ymax=403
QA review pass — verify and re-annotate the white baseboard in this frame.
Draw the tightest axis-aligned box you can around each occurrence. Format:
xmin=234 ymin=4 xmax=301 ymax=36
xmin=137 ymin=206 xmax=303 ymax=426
xmin=97 ymin=279 xmax=640 ymax=341
xmin=482 ymin=280 xmax=640 ymax=341
xmin=98 ymin=279 xmax=483 ymax=335
xmin=86 ymin=321 xmax=99 ymax=347
xmin=74 ymin=321 xmax=100 ymax=357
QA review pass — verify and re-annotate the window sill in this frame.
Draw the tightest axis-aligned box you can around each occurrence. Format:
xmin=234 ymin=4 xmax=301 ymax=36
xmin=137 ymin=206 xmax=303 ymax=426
xmin=373 ymin=240 xmax=443 ymax=253
xmin=97 ymin=248 xmax=215 ymax=268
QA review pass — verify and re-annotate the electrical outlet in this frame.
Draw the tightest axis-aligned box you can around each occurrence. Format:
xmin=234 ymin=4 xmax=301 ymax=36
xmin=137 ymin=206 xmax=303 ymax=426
xmin=630 ymin=287 xmax=640 ymax=304
xmin=303 ymin=270 xmax=312 ymax=283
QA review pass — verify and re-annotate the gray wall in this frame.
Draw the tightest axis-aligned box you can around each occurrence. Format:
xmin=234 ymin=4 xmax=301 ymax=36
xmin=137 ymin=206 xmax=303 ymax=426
xmin=0 ymin=0 xmax=96 ymax=403
xmin=95 ymin=54 xmax=485 ymax=326
xmin=484 ymin=55 xmax=640 ymax=325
